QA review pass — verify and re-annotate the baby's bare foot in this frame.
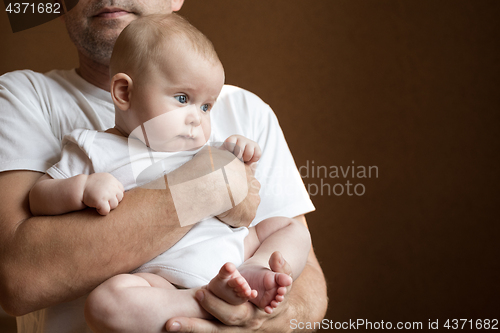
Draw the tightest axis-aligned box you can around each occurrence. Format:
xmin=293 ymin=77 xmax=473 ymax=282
xmin=207 ymin=262 xmax=257 ymax=305
xmin=239 ymin=253 xmax=293 ymax=314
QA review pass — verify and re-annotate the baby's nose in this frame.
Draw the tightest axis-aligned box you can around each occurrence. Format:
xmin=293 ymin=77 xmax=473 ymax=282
xmin=185 ymin=107 xmax=201 ymax=126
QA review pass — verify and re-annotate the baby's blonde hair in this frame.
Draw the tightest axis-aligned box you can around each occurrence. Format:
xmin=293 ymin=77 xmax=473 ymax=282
xmin=110 ymin=13 xmax=220 ymax=79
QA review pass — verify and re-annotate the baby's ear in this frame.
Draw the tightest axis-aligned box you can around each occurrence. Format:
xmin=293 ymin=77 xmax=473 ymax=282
xmin=111 ymin=73 xmax=133 ymax=111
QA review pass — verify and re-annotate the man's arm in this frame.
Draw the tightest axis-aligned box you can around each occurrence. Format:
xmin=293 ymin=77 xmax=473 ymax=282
xmin=0 ymin=170 xmax=187 ymax=316
xmin=166 ymin=215 xmax=328 ymax=333
xmin=0 ymin=149 xmax=259 ymax=316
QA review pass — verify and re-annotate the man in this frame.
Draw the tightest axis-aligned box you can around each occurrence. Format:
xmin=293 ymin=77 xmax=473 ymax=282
xmin=0 ymin=0 xmax=327 ymax=332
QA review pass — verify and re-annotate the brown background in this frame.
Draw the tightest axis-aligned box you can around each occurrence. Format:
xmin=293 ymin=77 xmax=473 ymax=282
xmin=1 ymin=0 xmax=499 ymax=331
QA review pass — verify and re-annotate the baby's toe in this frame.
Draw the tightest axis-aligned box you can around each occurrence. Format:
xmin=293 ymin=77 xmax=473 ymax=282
xmin=276 ymin=273 xmax=293 ymax=287
xmin=277 ymin=286 xmax=288 ymax=295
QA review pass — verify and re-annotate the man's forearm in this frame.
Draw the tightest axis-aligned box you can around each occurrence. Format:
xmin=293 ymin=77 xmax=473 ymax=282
xmin=0 ymin=149 xmax=255 ymax=316
xmin=0 ymin=172 xmax=189 ymax=316
xmin=29 ymin=174 xmax=88 ymax=215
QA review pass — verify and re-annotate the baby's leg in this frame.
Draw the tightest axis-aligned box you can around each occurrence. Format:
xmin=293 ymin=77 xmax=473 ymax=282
xmin=243 ymin=217 xmax=311 ymax=313
xmin=208 ymin=217 xmax=311 ymax=314
xmin=244 ymin=217 xmax=311 ymax=278
xmin=85 ymin=273 xmax=210 ymax=333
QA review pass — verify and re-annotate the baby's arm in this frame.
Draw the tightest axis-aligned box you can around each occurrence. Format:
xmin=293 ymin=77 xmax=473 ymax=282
xmin=224 ymin=135 xmax=262 ymax=163
xmin=29 ymin=173 xmax=124 ymax=216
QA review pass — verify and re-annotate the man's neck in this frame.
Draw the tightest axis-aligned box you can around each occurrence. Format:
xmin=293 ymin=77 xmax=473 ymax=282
xmin=76 ymin=51 xmax=111 ymax=92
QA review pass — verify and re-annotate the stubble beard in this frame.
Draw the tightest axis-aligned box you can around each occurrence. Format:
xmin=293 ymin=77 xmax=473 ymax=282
xmin=71 ymin=23 xmax=120 ymax=65
xmin=65 ymin=0 xmax=144 ymax=65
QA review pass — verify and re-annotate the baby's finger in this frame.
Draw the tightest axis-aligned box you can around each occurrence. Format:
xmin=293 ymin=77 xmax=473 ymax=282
xmin=242 ymin=145 xmax=255 ymax=162
xmin=249 ymin=145 xmax=262 ymax=163
xmin=117 ymin=191 xmax=124 ymax=202
xmin=233 ymin=143 xmax=245 ymax=160
xmin=223 ymin=137 xmax=238 ymax=153
xmin=109 ymin=196 xmax=119 ymax=210
xmin=96 ymin=201 xmax=111 ymax=215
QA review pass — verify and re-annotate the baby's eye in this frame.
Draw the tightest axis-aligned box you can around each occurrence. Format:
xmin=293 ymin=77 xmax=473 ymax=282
xmin=175 ymin=95 xmax=188 ymax=104
xmin=201 ymin=104 xmax=211 ymax=112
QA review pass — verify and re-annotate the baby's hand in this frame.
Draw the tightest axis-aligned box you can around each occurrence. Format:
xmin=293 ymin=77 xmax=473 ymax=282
xmin=224 ymin=135 xmax=262 ymax=163
xmin=83 ymin=173 xmax=125 ymax=215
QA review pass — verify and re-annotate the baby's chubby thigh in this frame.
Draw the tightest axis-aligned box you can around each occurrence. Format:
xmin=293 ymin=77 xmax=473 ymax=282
xmin=84 ymin=273 xmax=176 ymax=332
xmin=132 ymin=272 xmax=178 ymax=289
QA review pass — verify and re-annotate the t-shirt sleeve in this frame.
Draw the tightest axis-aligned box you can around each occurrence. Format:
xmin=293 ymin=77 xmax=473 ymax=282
xmin=252 ymin=104 xmax=316 ymax=225
xmin=0 ymin=71 xmax=62 ymax=173
xmin=213 ymin=86 xmax=315 ymax=226
xmin=46 ymin=142 xmax=93 ymax=179
xmin=46 ymin=133 xmax=93 ymax=179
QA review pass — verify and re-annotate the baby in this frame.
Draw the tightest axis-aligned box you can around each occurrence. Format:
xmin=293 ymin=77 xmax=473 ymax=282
xmin=29 ymin=13 xmax=311 ymax=332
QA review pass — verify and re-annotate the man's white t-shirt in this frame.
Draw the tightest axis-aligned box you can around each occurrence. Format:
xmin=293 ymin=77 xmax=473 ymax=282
xmin=0 ymin=69 xmax=314 ymax=333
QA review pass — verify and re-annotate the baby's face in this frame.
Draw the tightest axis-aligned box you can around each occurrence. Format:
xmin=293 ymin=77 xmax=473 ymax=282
xmin=127 ymin=47 xmax=224 ymax=152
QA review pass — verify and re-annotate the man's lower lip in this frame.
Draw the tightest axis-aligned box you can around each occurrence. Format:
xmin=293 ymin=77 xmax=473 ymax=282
xmin=95 ymin=11 xmax=130 ymax=18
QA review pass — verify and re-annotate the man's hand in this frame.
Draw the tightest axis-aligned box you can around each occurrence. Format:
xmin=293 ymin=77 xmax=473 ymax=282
xmin=83 ymin=173 xmax=124 ymax=215
xmin=164 ymin=216 xmax=328 ymax=333
xmin=165 ymin=252 xmax=292 ymax=332
xmin=167 ymin=145 xmax=261 ymax=228
xmin=216 ymin=162 xmax=261 ymax=228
